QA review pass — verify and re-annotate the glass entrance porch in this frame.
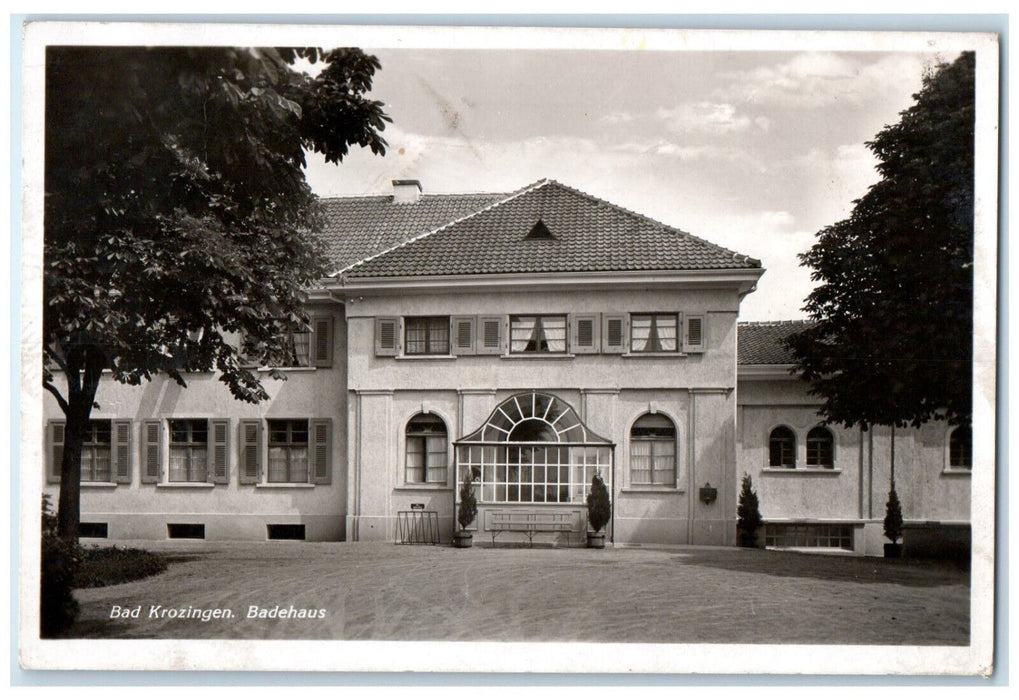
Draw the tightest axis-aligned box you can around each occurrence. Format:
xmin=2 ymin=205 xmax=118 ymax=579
xmin=455 ymin=392 xmax=613 ymax=505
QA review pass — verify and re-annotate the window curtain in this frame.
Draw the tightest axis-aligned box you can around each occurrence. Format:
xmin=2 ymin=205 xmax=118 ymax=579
xmin=631 ymin=316 xmax=652 ymax=352
xmin=511 ymin=317 xmax=536 ymax=352
xmin=543 ymin=316 xmax=567 ymax=352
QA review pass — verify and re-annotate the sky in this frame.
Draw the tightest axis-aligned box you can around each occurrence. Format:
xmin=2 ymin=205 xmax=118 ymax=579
xmin=303 ymin=48 xmax=956 ymax=321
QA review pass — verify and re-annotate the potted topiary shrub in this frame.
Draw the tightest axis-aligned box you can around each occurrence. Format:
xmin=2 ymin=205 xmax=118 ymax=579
xmin=883 ymin=480 xmax=904 ymax=558
xmin=736 ymin=473 xmax=764 ymax=548
xmin=454 ymin=471 xmax=478 ymax=548
xmin=586 ymin=473 xmax=611 ymax=548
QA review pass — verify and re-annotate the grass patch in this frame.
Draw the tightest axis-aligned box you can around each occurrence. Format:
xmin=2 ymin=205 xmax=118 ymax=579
xmin=74 ymin=546 xmax=169 ymax=588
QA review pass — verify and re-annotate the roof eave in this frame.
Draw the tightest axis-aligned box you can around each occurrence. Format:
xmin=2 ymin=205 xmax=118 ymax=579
xmin=737 ymin=364 xmax=800 ymax=380
xmin=329 ymin=267 xmax=765 ymax=295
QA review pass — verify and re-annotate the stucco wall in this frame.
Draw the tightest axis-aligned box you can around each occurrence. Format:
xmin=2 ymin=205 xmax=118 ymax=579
xmin=42 ymin=304 xmax=349 ymax=541
xmin=344 ymin=286 xmax=742 ymax=546
xmin=736 ymin=374 xmax=971 ymax=555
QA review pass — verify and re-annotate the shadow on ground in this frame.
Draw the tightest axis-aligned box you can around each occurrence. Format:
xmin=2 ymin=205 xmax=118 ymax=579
xmin=663 ymin=547 xmax=970 ymax=588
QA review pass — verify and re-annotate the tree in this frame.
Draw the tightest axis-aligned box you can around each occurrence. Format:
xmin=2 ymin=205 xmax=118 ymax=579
xmin=736 ymin=474 xmax=763 ymax=548
xmin=788 ymin=52 xmax=974 ymax=431
xmin=586 ymin=474 xmax=611 ymax=533
xmin=44 ymin=47 xmax=390 ymax=541
xmin=883 ymin=480 xmax=904 ymax=545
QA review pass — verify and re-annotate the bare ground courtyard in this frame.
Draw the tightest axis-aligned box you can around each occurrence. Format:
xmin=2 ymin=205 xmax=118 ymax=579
xmin=66 ymin=541 xmax=970 ymax=645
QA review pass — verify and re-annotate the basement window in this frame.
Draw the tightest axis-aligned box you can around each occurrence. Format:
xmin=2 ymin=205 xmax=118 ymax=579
xmin=79 ymin=522 xmax=109 ymax=538
xmin=267 ymin=524 xmax=306 ymax=540
xmin=167 ymin=523 xmax=206 ymax=539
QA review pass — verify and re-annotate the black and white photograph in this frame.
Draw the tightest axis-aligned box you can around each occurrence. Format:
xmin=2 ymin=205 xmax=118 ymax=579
xmin=16 ymin=21 xmax=999 ymax=676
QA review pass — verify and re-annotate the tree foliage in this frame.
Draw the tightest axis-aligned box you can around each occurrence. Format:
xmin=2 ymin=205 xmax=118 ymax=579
xmin=586 ymin=473 xmax=611 ymax=533
xmin=883 ymin=481 xmax=904 ymax=544
xmin=736 ymin=473 xmax=763 ymax=547
xmin=788 ymin=52 xmax=975 ymax=430
xmin=457 ymin=470 xmax=478 ymax=531
xmin=44 ymin=47 xmax=390 ymax=540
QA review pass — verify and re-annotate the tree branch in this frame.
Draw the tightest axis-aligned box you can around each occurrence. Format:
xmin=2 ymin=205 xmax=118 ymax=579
xmin=43 ymin=380 xmax=69 ymax=414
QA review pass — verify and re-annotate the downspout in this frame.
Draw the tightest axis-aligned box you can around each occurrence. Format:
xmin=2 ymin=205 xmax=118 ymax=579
xmin=687 ymin=390 xmax=696 ymax=544
xmin=858 ymin=425 xmax=865 ymax=519
xmin=867 ymin=427 xmax=874 ymax=519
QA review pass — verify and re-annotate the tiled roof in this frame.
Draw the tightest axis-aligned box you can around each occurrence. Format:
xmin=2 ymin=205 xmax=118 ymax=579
xmin=317 ymin=192 xmax=507 ymax=274
xmin=333 ymin=179 xmax=762 ymax=279
xmin=738 ymin=320 xmax=816 ymax=365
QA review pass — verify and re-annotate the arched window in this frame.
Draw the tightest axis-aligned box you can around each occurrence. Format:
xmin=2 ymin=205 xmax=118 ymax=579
xmin=769 ymin=426 xmax=796 ymax=468
xmin=805 ymin=426 xmax=835 ymax=469
xmin=949 ymin=426 xmax=972 ymax=470
xmin=456 ymin=392 xmax=612 ymax=504
xmin=405 ymin=414 xmax=448 ymax=484
xmin=630 ymin=414 xmax=677 ymax=486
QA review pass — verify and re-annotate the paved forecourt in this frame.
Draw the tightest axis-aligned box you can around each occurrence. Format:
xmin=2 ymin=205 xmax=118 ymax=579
xmin=69 ymin=540 xmax=970 ymax=644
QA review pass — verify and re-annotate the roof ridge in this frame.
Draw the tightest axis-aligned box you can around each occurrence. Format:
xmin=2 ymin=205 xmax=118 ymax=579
xmin=543 ymin=179 xmax=762 ymax=268
xmin=331 ymin=179 xmax=552 ymax=277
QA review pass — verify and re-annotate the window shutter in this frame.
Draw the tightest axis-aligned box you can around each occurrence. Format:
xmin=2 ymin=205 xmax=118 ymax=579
xmin=602 ymin=314 xmax=627 ymax=354
xmin=685 ymin=315 xmax=705 ymax=353
xmin=238 ymin=420 xmax=262 ymax=485
xmin=452 ymin=316 xmax=476 ymax=355
xmin=572 ymin=314 xmax=600 ymax=354
xmin=210 ymin=419 xmax=230 ymax=484
xmin=140 ymin=420 xmax=162 ymax=484
xmin=47 ymin=421 xmax=65 ymax=484
xmin=112 ymin=420 xmax=133 ymax=484
xmin=375 ymin=317 xmax=399 ymax=357
xmin=476 ymin=316 xmax=504 ymax=355
xmin=311 ymin=316 xmax=334 ymax=368
xmin=311 ymin=418 xmax=332 ymax=484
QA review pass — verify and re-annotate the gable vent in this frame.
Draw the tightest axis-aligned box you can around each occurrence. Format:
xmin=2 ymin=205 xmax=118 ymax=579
xmin=526 ymin=219 xmax=554 ymax=240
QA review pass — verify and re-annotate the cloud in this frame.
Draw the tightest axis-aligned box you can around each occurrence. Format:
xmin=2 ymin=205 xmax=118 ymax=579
xmin=599 ymin=111 xmax=635 ymax=125
xmin=715 ymin=53 xmax=934 ymax=109
xmin=655 ymin=102 xmax=757 ymax=135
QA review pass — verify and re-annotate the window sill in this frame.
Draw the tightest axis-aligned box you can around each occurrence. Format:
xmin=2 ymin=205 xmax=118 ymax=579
xmin=941 ymin=469 xmax=972 ymax=477
xmin=394 ymin=485 xmax=454 ymax=492
xmin=255 ymin=482 xmax=316 ymax=489
xmin=622 ymin=352 xmax=687 ymax=358
xmin=621 ymin=486 xmax=685 ymax=494
xmin=500 ymin=353 xmax=576 ymax=360
xmin=761 ymin=468 xmax=841 ymax=475
xmin=395 ymin=354 xmax=458 ymax=361
xmin=81 ymin=482 xmax=118 ymax=489
xmin=156 ymin=482 xmax=216 ymax=489
xmin=252 ymin=366 xmax=318 ymax=372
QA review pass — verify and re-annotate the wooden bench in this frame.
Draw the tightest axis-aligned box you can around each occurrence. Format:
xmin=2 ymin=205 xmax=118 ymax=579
xmin=487 ymin=510 xmax=577 ymax=547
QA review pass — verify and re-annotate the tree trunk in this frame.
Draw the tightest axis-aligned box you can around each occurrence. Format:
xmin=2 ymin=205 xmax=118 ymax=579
xmin=55 ymin=350 xmax=103 ymax=543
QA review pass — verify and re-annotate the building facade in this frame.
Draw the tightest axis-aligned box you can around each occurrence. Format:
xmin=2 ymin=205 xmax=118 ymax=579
xmin=41 ymin=180 xmax=972 ymax=555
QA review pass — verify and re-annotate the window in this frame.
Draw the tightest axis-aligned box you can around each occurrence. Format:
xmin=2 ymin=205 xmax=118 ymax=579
xmin=805 ymin=427 xmax=834 ymax=469
xmin=81 ymin=420 xmax=112 ymax=482
xmin=630 ymin=313 xmax=679 ymax=353
xmin=456 ymin=392 xmax=613 ymax=504
xmin=242 ymin=315 xmax=332 ymax=368
xmin=949 ymin=426 xmax=972 ymax=469
xmin=769 ymin=426 xmax=796 ymax=468
xmin=630 ymin=413 xmax=677 ymax=485
xmin=509 ymin=315 xmax=568 ymax=353
xmin=169 ymin=419 xmax=209 ymax=482
xmin=404 ymin=316 xmax=450 ymax=355
xmin=285 ymin=328 xmax=312 ymax=367
xmin=268 ymin=420 xmax=309 ymax=483
xmin=405 ymin=414 xmax=448 ymax=484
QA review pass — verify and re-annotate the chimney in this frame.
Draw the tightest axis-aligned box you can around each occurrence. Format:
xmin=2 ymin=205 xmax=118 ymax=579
xmin=392 ymin=179 xmax=422 ymax=204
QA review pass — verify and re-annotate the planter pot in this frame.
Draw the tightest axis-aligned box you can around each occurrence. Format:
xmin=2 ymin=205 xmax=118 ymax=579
xmin=453 ymin=531 xmax=473 ymax=549
xmin=884 ymin=542 xmax=902 ymax=558
xmin=587 ymin=532 xmax=606 ymax=549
